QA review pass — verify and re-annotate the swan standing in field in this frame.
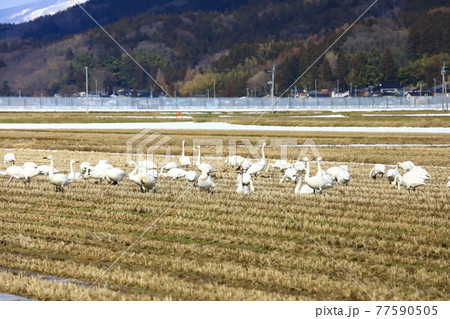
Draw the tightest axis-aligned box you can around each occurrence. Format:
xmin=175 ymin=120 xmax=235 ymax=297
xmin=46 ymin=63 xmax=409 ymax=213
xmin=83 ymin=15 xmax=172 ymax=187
xmin=395 ymin=172 xmax=427 ymax=192
xmin=179 ymin=140 xmax=191 ymax=167
xmin=398 ymin=161 xmax=415 ymax=172
xmin=303 ymin=157 xmax=334 ymax=194
xmin=0 ymin=166 xmax=24 ymax=183
xmin=0 ymin=165 xmax=39 ymax=184
xmin=195 ymin=145 xmax=216 ymax=173
xmin=386 ymin=165 xmax=401 ymax=185
xmin=236 ymin=170 xmax=250 ymax=195
xmin=128 ymin=161 xmax=158 ymax=193
xmin=197 ymin=169 xmax=216 ymax=193
xmin=105 ymin=167 xmax=127 ymax=185
xmin=69 ymin=160 xmax=83 ymax=180
xmin=246 ymin=142 xmax=267 ymax=177
xmin=294 ymin=172 xmax=314 ymax=194
xmin=266 ymin=159 xmax=292 ymax=172
xmin=160 ymin=167 xmax=187 ymax=179
xmin=280 ymin=167 xmax=299 ymax=183
xmin=44 ymin=156 xmax=72 ymax=192
xmin=316 ymin=157 xmax=337 ymax=187
xmin=446 ymin=177 xmax=450 ymax=188
xmin=3 ymin=153 xmax=15 ymax=164
xmin=225 ymin=155 xmax=245 ymax=167
xmin=370 ymin=164 xmax=386 ymax=180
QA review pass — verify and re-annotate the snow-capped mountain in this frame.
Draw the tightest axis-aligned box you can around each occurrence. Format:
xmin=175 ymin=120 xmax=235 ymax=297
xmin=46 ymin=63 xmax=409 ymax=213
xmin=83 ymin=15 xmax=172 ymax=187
xmin=0 ymin=0 xmax=90 ymax=24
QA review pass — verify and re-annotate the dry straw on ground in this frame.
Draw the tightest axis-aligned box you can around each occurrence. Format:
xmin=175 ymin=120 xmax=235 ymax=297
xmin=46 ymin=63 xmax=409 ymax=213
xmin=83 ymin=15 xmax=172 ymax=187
xmin=0 ymin=142 xmax=448 ymax=301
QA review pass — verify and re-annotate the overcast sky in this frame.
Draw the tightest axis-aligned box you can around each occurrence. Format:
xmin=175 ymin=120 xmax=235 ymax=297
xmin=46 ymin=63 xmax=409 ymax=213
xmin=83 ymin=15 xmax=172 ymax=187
xmin=0 ymin=0 xmax=35 ymax=9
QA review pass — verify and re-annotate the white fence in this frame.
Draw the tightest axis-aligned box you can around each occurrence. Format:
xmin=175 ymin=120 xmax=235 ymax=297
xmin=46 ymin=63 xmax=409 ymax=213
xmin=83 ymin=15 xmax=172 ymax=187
xmin=0 ymin=96 xmax=447 ymax=112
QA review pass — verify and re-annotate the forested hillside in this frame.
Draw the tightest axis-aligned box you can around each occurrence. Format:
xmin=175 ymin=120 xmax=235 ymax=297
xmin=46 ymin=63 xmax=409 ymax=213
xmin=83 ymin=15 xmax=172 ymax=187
xmin=0 ymin=0 xmax=448 ymax=97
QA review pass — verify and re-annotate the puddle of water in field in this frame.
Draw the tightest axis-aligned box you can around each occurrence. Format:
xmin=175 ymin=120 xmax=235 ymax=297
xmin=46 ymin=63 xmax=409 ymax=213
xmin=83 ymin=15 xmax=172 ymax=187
xmin=0 ymin=293 xmax=33 ymax=301
xmin=0 ymin=267 xmax=89 ymax=287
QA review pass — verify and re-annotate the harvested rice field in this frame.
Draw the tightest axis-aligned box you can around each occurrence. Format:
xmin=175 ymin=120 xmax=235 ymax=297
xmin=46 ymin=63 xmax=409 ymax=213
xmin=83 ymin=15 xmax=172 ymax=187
xmin=0 ymin=130 xmax=448 ymax=301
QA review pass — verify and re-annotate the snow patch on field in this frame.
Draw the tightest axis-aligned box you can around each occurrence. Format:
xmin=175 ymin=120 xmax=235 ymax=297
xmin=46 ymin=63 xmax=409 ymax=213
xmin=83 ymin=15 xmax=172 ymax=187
xmin=0 ymin=122 xmax=449 ymax=133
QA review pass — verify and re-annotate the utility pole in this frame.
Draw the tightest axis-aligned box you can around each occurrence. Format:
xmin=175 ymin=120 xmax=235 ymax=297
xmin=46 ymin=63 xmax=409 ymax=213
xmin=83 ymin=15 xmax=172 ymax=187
xmin=434 ymin=78 xmax=437 ymax=97
xmin=315 ymin=79 xmax=318 ymax=99
xmin=442 ymin=62 xmax=447 ymax=111
xmin=84 ymin=66 xmax=89 ymax=113
xmin=268 ymin=65 xmax=275 ymax=112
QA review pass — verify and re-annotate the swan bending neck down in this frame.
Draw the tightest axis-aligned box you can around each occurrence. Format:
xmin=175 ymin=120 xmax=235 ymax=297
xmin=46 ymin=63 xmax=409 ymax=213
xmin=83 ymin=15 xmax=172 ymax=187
xmin=44 ymin=156 xmax=72 ymax=192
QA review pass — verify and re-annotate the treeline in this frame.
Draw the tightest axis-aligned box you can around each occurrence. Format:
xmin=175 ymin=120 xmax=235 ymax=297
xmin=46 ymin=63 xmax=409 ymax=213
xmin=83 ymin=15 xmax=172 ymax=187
xmin=0 ymin=0 xmax=448 ymax=96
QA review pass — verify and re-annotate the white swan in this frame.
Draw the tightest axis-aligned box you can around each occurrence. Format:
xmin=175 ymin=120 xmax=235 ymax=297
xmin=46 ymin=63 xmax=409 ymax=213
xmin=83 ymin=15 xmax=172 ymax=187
xmin=44 ymin=156 xmax=72 ymax=192
xmin=160 ymin=161 xmax=179 ymax=173
xmin=22 ymin=162 xmax=37 ymax=169
xmin=3 ymin=153 xmax=15 ymax=164
xmin=225 ymin=155 xmax=245 ymax=167
xmin=294 ymin=172 xmax=314 ymax=194
xmin=80 ymin=161 xmax=92 ymax=174
xmin=395 ymin=172 xmax=427 ymax=192
xmin=316 ymin=157 xmax=337 ymax=186
xmin=69 ymin=160 xmax=83 ymax=180
xmin=127 ymin=161 xmax=143 ymax=186
xmin=326 ymin=165 xmax=351 ymax=185
xmin=0 ymin=165 xmax=39 ymax=184
xmin=246 ymin=142 xmax=267 ymax=176
xmin=160 ymin=167 xmax=186 ymax=179
xmin=37 ymin=165 xmax=59 ymax=176
xmin=408 ymin=166 xmax=431 ymax=180
xmin=386 ymin=166 xmax=401 ymax=185
xmin=138 ymin=160 xmax=157 ymax=170
xmin=0 ymin=166 xmax=24 ymax=183
xmin=195 ymin=146 xmax=216 ymax=173
xmin=197 ymin=170 xmax=216 ymax=193
xmin=179 ymin=140 xmax=191 ymax=167
xmin=236 ymin=171 xmax=250 ymax=195
xmin=446 ymin=177 xmax=450 ymax=188
xmin=280 ymin=167 xmax=298 ymax=183
xmin=303 ymin=157 xmax=334 ymax=193
xmin=370 ymin=164 xmax=386 ymax=180
xmin=398 ymin=161 xmax=415 ymax=172
xmin=185 ymin=170 xmax=199 ymax=184
xmin=239 ymin=158 xmax=253 ymax=171
xmin=266 ymin=159 xmax=292 ymax=172
xmin=105 ymin=167 xmax=127 ymax=185
xmin=84 ymin=165 xmax=107 ymax=182
xmin=293 ymin=160 xmax=306 ymax=172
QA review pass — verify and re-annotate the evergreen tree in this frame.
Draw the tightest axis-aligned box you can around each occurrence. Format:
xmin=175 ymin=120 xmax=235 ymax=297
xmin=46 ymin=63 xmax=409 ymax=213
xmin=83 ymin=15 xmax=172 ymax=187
xmin=0 ymin=81 xmax=12 ymax=96
xmin=380 ymin=48 xmax=397 ymax=81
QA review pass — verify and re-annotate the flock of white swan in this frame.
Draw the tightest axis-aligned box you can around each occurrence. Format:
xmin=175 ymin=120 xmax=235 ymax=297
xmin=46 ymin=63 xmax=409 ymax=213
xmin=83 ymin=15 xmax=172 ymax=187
xmin=1 ymin=142 xmax=449 ymax=195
